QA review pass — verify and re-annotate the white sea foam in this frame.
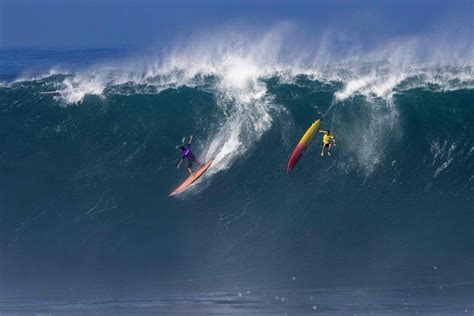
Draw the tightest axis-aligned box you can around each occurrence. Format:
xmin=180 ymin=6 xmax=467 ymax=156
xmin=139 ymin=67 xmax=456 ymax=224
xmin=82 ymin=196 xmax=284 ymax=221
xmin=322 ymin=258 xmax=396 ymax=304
xmin=56 ymin=74 xmax=106 ymax=104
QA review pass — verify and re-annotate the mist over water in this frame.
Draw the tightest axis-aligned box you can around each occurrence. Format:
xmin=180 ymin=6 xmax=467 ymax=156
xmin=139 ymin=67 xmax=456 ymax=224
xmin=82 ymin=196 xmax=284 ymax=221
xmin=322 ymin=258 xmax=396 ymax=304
xmin=0 ymin=23 xmax=473 ymax=314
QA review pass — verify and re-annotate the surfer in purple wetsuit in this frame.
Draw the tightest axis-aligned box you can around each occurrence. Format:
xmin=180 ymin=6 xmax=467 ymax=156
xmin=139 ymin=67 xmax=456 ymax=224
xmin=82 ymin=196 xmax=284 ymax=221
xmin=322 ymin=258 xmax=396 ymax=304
xmin=177 ymin=135 xmax=202 ymax=176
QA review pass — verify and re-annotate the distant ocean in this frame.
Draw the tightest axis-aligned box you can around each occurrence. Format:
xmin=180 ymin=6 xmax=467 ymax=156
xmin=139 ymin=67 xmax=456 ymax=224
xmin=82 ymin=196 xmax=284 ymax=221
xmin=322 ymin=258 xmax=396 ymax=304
xmin=1 ymin=30 xmax=473 ymax=314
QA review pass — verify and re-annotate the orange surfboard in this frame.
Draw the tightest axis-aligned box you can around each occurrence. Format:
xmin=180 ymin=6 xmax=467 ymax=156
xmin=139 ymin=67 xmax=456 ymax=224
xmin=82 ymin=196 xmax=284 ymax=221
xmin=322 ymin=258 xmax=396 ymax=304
xmin=169 ymin=160 xmax=214 ymax=197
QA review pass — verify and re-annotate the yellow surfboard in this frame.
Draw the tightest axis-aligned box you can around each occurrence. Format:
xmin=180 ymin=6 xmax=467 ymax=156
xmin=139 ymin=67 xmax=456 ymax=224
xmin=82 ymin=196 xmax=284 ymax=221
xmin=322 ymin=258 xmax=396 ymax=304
xmin=287 ymin=119 xmax=321 ymax=173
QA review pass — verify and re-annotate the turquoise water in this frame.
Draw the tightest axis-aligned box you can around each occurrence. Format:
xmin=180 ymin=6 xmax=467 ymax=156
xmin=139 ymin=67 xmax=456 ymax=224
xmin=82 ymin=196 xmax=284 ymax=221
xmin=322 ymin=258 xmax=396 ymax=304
xmin=0 ymin=46 xmax=473 ymax=314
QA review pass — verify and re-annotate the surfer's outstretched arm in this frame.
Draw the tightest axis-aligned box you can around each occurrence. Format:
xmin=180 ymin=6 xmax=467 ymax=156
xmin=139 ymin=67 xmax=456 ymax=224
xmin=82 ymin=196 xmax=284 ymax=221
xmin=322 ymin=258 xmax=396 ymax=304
xmin=188 ymin=135 xmax=193 ymax=145
xmin=177 ymin=159 xmax=184 ymax=169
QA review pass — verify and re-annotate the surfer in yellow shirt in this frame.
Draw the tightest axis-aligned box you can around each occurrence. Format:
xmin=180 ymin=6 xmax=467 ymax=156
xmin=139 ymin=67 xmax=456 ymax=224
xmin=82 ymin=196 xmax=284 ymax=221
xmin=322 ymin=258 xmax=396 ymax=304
xmin=319 ymin=129 xmax=336 ymax=157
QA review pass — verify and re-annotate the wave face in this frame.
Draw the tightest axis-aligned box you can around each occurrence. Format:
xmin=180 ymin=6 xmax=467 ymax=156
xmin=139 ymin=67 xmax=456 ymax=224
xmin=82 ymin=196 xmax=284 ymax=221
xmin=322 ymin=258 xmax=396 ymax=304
xmin=0 ymin=35 xmax=473 ymax=300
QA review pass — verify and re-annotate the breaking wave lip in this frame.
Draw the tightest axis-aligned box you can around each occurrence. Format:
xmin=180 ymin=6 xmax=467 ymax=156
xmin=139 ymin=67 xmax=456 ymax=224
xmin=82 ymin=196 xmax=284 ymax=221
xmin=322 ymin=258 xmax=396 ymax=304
xmin=8 ymin=64 xmax=473 ymax=106
xmin=24 ymin=64 xmax=472 ymax=106
xmin=6 ymin=22 xmax=471 ymax=104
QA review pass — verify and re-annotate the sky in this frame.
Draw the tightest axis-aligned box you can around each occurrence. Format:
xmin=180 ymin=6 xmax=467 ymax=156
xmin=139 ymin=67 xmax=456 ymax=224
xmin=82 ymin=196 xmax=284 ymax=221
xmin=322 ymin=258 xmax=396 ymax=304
xmin=0 ymin=0 xmax=471 ymax=48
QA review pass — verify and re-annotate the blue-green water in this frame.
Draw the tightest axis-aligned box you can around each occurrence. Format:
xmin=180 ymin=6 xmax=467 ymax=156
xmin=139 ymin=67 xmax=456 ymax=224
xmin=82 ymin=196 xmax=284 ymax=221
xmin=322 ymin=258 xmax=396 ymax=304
xmin=0 ymin=46 xmax=473 ymax=314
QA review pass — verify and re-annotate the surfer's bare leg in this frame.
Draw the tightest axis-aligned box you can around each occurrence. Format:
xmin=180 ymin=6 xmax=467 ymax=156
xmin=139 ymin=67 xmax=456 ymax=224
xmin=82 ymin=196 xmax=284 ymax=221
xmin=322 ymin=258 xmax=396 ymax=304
xmin=321 ymin=144 xmax=325 ymax=157
xmin=188 ymin=167 xmax=194 ymax=176
xmin=328 ymin=144 xmax=332 ymax=156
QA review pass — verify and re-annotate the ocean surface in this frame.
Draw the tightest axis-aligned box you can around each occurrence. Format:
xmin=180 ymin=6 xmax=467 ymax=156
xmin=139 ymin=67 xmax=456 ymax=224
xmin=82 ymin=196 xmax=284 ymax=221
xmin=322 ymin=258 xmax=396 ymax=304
xmin=0 ymin=41 xmax=473 ymax=315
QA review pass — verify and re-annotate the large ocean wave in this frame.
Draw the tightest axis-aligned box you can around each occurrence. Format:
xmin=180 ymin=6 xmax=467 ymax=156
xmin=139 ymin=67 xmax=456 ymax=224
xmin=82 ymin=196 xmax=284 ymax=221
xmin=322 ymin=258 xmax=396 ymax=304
xmin=4 ymin=26 xmax=473 ymax=181
xmin=0 ymin=26 xmax=473 ymax=301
